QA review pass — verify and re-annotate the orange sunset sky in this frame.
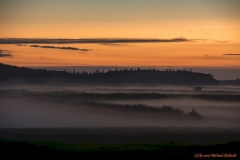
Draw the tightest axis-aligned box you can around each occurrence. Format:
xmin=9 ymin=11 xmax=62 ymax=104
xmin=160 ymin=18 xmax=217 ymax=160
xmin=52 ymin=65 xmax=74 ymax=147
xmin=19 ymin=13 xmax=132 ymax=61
xmin=0 ymin=0 xmax=239 ymax=67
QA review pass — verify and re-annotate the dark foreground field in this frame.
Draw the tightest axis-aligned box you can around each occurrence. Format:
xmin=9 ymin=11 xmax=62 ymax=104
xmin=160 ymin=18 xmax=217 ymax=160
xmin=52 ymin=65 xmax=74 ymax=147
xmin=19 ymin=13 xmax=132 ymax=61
xmin=1 ymin=127 xmax=240 ymax=159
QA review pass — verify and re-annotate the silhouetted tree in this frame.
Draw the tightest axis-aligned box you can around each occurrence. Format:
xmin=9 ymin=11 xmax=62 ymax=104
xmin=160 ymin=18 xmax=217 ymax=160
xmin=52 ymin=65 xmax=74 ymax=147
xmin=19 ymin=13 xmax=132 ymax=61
xmin=0 ymin=63 xmax=219 ymax=85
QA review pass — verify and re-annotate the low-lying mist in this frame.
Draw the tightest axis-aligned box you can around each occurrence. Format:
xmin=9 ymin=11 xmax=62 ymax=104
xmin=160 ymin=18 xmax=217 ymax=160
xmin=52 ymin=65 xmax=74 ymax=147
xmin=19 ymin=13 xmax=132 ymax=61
xmin=1 ymin=94 xmax=240 ymax=128
xmin=1 ymin=84 xmax=240 ymax=94
xmin=103 ymin=98 xmax=240 ymax=118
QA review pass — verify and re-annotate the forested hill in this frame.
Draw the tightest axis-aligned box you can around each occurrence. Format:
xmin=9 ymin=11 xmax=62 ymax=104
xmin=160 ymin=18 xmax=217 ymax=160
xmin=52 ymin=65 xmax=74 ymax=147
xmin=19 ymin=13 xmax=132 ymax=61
xmin=0 ymin=63 xmax=218 ymax=85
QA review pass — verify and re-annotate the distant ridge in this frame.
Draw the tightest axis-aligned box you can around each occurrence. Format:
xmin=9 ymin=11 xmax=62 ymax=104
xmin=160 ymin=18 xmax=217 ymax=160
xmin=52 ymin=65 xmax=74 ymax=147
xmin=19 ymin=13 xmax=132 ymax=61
xmin=218 ymin=79 xmax=240 ymax=85
xmin=0 ymin=63 xmax=218 ymax=85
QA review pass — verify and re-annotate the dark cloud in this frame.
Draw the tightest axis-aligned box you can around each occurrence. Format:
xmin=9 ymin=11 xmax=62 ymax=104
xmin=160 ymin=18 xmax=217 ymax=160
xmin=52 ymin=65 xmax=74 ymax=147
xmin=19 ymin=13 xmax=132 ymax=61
xmin=29 ymin=45 xmax=40 ymax=48
xmin=0 ymin=37 xmax=191 ymax=44
xmin=0 ymin=50 xmax=13 ymax=58
xmin=222 ymin=54 xmax=240 ymax=56
xmin=29 ymin=45 xmax=92 ymax=52
xmin=0 ymin=53 xmax=12 ymax=57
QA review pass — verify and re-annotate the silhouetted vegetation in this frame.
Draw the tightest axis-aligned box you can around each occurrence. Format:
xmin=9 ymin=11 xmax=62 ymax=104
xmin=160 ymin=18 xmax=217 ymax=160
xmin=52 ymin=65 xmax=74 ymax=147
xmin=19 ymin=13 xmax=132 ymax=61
xmin=187 ymin=109 xmax=202 ymax=117
xmin=1 ymin=138 xmax=239 ymax=159
xmin=193 ymin=86 xmax=202 ymax=91
xmin=0 ymin=89 xmax=204 ymax=119
xmin=1 ymin=89 xmax=239 ymax=101
xmin=219 ymin=79 xmax=240 ymax=85
xmin=0 ymin=63 xmax=218 ymax=85
xmin=75 ymin=101 xmax=203 ymax=119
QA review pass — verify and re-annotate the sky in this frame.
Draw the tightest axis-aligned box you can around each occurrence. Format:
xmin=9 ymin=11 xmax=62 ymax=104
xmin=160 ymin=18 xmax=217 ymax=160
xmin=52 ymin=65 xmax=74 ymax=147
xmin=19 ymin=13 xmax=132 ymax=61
xmin=0 ymin=0 xmax=239 ymax=69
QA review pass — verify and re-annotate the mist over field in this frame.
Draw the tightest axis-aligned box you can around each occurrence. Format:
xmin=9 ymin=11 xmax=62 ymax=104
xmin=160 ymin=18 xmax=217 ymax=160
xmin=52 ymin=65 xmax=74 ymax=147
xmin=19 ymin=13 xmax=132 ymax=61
xmin=1 ymin=0 xmax=240 ymax=157
xmin=1 ymin=84 xmax=240 ymax=94
xmin=1 ymin=85 xmax=239 ymax=128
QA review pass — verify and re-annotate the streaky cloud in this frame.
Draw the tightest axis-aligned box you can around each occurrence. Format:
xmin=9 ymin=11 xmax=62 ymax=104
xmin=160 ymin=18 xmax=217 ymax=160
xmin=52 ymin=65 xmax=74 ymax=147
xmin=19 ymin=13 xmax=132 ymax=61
xmin=214 ymin=40 xmax=231 ymax=43
xmin=0 ymin=37 xmax=191 ymax=44
xmin=0 ymin=53 xmax=12 ymax=58
xmin=29 ymin=45 xmax=92 ymax=52
xmin=100 ymin=43 xmax=128 ymax=46
xmin=222 ymin=54 xmax=240 ymax=56
xmin=16 ymin=44 xmax=27 ymax=46
xmin=0 ymin=50 xmax=13 ymax=58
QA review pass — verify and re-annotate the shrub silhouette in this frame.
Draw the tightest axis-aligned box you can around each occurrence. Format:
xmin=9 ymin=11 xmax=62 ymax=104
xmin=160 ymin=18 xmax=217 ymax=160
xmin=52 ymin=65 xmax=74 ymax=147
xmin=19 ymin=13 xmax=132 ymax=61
xmin=187 ymin=109 xmax=203 ymax=118
xmin=78 ymin=101 xmax=203 ymax=119
xmin=193 ymin=87 xmax=202 ymax=91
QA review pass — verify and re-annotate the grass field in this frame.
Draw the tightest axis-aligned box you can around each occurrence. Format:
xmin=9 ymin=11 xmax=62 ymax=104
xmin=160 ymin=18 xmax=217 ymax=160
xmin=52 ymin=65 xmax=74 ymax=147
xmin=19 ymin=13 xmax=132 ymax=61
xmin=1 ymin=127 xmax=240 ymax=159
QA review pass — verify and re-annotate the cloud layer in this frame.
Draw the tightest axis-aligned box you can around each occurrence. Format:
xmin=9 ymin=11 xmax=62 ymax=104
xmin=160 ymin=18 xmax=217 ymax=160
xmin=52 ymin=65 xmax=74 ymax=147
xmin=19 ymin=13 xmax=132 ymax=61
xmin=214 ymin=40 xmax=231 ymax=44
xmin=0 ymin=38 xmax=190 ymax=44
xmin=29 ymin=45 xmax=91 ymax=51
xmin=222 ymin=54 xmax=240 ymax=56
xmin=0 ymin=50 xmax=13 ymax=58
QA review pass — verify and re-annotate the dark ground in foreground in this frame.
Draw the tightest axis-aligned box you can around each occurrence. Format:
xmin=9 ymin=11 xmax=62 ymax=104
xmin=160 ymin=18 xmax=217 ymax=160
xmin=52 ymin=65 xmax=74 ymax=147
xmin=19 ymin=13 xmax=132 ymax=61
xmin=0 ymin=127 xmax=240 ymax=159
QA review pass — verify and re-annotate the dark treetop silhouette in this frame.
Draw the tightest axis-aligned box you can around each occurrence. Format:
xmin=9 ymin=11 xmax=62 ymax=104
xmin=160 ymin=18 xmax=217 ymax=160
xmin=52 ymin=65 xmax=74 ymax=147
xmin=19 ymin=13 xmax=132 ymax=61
xmin=0 ymin=63 xmax=218 ymax=85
